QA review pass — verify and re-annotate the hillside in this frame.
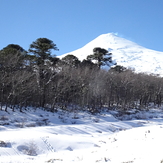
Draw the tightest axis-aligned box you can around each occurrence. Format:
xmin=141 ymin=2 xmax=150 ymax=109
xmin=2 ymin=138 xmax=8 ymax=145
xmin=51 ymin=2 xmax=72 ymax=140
xmin=59 ymin=33 xmax=163 ymax=76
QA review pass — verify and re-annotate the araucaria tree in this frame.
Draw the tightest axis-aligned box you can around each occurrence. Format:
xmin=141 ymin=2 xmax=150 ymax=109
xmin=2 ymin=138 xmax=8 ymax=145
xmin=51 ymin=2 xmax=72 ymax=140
xmin=29 ymin=38 xmax=59 ymax=65
xmin=87 ymin=47 xmax=114 ymax=68
xmin=29 ymin=38 xmax=59 ymax=107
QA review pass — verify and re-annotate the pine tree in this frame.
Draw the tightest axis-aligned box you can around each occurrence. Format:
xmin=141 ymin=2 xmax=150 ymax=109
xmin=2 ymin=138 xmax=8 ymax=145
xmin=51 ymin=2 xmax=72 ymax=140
xmin=87 ymin=47 xmax=113 ymax=68
xmin=29 ymin=38 xmax=59 ymax=65
xmin=28 ymin=38 xmax=59 ymax=107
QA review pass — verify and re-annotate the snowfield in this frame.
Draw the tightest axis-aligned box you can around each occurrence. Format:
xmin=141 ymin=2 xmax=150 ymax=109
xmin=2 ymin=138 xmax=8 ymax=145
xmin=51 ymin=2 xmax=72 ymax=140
xmin=1 ymin=107 xmax=163 ymax=163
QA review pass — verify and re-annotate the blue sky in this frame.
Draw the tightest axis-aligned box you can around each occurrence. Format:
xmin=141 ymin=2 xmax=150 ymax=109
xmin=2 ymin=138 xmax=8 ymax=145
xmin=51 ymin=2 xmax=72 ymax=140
xmin=0 ymin=0 xmax=163 ymax=56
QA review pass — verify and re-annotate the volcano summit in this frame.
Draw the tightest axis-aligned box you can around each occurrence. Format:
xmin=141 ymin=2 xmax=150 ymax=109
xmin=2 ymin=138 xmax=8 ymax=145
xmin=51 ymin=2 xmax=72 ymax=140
xmin=60 ymin=33 xmax=163 ymax=76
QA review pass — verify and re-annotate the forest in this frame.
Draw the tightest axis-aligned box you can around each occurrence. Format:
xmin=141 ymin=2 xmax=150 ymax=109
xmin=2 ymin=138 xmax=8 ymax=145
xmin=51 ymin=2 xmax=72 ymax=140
xmin=0 ymin=38 xmax=163 ymax=113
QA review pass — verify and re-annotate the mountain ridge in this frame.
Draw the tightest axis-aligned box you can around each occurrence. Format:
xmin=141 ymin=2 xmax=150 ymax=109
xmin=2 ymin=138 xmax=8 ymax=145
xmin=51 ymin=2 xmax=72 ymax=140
xmin=59 ymin=33 xmax=163 ymax=76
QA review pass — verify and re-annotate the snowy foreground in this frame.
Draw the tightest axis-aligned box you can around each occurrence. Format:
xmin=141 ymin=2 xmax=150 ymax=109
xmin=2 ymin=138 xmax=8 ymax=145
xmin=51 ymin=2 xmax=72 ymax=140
xmin=1 ymin=108 xmax=163 ymax=163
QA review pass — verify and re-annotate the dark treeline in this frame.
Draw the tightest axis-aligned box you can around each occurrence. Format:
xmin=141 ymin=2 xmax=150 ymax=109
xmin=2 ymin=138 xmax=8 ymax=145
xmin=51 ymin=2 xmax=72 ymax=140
xmin=0 ymin=38 xmax=163 ymax=113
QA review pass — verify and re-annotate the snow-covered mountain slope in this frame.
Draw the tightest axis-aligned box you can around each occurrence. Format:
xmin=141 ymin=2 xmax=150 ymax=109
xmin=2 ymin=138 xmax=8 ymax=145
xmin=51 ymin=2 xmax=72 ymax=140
xmin=59 ymin=33 xmax=163 ymax=76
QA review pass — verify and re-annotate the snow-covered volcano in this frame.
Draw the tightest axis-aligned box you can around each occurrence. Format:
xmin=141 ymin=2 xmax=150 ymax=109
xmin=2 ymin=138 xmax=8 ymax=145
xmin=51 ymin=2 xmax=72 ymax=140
xmin=60 ymin=33 xmax=163 ymax=76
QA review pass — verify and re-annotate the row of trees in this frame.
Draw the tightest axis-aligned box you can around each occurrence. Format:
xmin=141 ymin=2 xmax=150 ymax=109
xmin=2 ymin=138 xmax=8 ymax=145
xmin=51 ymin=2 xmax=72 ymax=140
xmin=0 ymin=38 xmax=163 ymax=112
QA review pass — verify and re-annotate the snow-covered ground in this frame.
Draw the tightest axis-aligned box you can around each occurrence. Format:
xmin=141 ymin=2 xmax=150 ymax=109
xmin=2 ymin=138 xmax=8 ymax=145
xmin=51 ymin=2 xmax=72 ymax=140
xmin=1 ymin=107 xmax=163 ymax=163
